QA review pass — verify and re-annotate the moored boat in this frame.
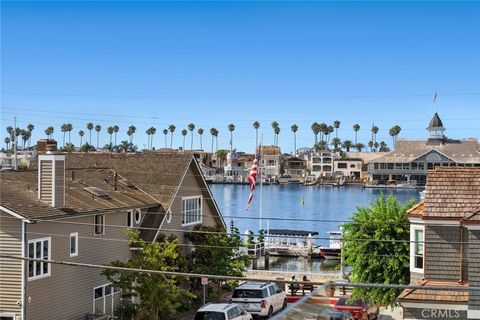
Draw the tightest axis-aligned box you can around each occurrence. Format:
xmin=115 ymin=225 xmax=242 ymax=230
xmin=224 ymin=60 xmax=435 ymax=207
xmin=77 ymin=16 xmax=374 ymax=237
xmin=318 ymin=231 xmax=342 ymax=260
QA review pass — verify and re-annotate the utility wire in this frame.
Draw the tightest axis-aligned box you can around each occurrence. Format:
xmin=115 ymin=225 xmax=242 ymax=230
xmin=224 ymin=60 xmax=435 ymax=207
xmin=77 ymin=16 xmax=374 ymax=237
xmin=2 ymin=255 xmax=479 ymax=292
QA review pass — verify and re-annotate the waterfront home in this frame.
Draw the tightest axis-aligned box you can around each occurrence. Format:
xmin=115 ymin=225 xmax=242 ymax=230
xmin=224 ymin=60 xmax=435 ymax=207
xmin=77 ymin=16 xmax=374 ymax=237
xmin=368 ymin=113 xmax=480 ymax=185
xmin=397 ymin=167 xmax=480 ymax=319
xmin=257 ymin=146 xmax=282 ymax=179
xmin=333 ymin=159 xmax=362 ymax=180
xmin=283 ymin=156 xmax=306 ymax=180
xmin=223 ymin=152 xmax=247 ymax=182
xmin=0 ymin=141 xmax=225 ymax=320
xmin=308 ymin=151 xmax=338 ymax=178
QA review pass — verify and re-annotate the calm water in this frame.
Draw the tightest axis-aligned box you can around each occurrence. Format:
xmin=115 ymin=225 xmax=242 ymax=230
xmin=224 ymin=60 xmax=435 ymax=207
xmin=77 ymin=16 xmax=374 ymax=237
xmin=210 ymin=184 xmax=420 ymax=247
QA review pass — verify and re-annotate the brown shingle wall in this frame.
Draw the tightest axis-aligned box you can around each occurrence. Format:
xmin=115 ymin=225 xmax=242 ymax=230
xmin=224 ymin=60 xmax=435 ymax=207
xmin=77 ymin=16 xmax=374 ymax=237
xmin=425 ymin=225 xmax=461 ymax=281
xmin=468 ymin=229 xmax=480 ymax=310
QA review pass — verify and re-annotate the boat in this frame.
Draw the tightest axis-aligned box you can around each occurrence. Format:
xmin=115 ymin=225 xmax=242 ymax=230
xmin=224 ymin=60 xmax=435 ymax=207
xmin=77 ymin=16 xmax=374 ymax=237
xmin=318 ymin=231 xmax=342 ymax=260
xmin=278 ymin=175 xmax=293 ymax=184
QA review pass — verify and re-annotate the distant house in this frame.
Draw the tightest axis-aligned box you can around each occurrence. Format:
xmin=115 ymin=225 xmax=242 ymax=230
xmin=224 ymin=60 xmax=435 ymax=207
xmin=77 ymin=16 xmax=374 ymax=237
xmin=257 ymin=146 xmax=282 ymax=179
xmin=0 ymin=141 xmax=225 ymax=320
xmin=368 ymin=113 xmax=480 ymax=185
xmin=308 ymin=151 xmax=338 ymax=178
xmin=333 ymin=159 xmax=362 ymax=179
xmin=283 ymin=156 xmax=306 ymax=179
xmin=397 ymin=167 xmax=480 ymax=319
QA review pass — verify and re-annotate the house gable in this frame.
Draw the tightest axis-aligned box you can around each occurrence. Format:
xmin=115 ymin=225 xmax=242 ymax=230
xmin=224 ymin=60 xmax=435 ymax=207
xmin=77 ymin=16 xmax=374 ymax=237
xmin=413 ymin=149 xmax=456 ymax=163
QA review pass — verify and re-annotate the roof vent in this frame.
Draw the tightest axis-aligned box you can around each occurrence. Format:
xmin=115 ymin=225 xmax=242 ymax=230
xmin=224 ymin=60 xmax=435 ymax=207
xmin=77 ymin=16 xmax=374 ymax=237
xmin=83 ymin=187 xmax=111 ymax=199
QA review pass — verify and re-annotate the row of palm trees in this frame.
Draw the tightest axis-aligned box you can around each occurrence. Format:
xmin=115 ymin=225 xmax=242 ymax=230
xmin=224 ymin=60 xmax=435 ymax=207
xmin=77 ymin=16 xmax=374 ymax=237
xmin=5 ymin=124 xmax=35 ymax=150
xmin=4 ymin=120 xmax=401 ymax=154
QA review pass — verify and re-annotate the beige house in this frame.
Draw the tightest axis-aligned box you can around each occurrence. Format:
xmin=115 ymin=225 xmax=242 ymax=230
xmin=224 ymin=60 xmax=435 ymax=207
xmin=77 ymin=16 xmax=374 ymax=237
xmin=0 ymin=145 xmax=225 ymax=320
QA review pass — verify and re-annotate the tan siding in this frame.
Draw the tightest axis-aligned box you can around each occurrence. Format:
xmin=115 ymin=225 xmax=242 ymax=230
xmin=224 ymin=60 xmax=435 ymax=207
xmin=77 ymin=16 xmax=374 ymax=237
xmin=40 ymin=160 xmax=52 ymax=204
xmin=26 ymin=211 xmax=132 ymax=320
xmin=54 ymin=160 xmax=65 ymax=208
xmin=0 ymin=211 xmax=22 ymax=316
xmin=161 ymin=162 xmax=224 ymax=244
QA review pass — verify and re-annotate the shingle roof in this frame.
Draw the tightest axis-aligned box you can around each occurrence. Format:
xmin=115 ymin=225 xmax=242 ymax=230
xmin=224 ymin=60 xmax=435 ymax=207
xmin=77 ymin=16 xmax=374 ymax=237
xmin=423 ymin=168 xmax=480 ymax=219
xmin=59 ymin=152 xmax=195 ymax=211
xmin=428 ymin=112 xmax=444 ymax=129
xmin=406 ymin=201 xmax=425 ymax=217
xmin=0 ymin=168 xmax=159 ymax=220
xmin=371 ymin=139 xmax=480 ymax=163
xmin=398 ymin=280 xmax=468 ymax=303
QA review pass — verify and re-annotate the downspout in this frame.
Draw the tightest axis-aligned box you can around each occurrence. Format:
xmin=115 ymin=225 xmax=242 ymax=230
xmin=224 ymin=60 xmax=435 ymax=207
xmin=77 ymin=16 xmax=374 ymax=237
xmin=22 ymin=221 xmax=28 ymax=319
xmin=459 ymin=225 xmax=464 ymax=283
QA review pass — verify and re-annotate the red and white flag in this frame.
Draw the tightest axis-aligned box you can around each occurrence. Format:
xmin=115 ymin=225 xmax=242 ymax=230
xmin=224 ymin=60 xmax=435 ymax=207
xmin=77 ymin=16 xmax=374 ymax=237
xmin=246 ymin=158 xmax=258 ymax=210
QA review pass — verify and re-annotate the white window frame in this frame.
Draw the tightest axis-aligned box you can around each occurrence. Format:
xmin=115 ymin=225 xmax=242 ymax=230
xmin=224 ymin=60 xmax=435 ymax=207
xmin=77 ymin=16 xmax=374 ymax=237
xmin=70 ymin=232 xmax=78 ymax=257
xmin=127 ymin=210 xmax=134 ymax=228
xmin=28 ymin=237 xmax=51 ymax=281
xmin=93 ymin=283 xmax=121 ymax=315
xmin=181 ymin=195 xmax=203 ymax=227
xmin=94 ymin=214 xmax=105 ymax=235
xmin=410 ymin=224 xmax=425 ymax=273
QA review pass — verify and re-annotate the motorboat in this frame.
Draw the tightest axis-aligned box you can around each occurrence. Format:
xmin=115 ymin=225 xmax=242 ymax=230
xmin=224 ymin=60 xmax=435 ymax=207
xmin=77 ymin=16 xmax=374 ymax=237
xmin=318 ymin=231 xmax=342 ymax=260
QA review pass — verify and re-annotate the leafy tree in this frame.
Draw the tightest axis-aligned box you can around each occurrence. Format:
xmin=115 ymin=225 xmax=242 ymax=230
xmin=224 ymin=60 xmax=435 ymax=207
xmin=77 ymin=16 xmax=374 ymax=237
xmin=342 ymin=139 xmax=353 ymax=152
xmin=353 ymin=124 xmax=360 ymax=144
xmin=4 ymin=137 xmax=10 ymax=149
xmin=274 ymin=126 xmax=281 ymax=146
xmin=228 ymin=123 xmax=235 ymax=152
xmin=197 ymin=128 xmax=204 ymax=150
xmin=163 ymin=128 xmax=169 ymax=148
xmin=331 ymin=137 xmax=342 ymax=152
xmin=168 ymin=124 xmax=176 ymax=148
xmin=311 ymin=122 xmax=320 ymax=145
xmin=87 ymin=122 xmax=94 ymax=144
xmin=253 ymin=121 xmax=260 ymax=148
xmin=128 ymin=125 xmax=137 ymax=144
xmin=187 ymin=225 xmax=248 ymax=279
xmin=113 ymin=125 xmax=119 ymax=146
xmin=103 ymin=231 xmax=194 ymax=320
xmin=291 ymin=124 xmax=298 ymax=155
xmin=107 ymin=126 xmax=114 ymax=145
xmin=78 ymin=130 xmax=85 ymax=146
xmin=333 ymin=120 xmax=341 ymax=138
xmin=188 ymin=123 xmax=195 ymax=150
xmin=379 ymin=141 xmax=390 ymax=152
xmin=342 ymin=194 xmax=415 ymax=306
xmin=95 ymin=124 xmax=101 ymax=148
xmin=181 ymin=129 xmax=188 ymax=150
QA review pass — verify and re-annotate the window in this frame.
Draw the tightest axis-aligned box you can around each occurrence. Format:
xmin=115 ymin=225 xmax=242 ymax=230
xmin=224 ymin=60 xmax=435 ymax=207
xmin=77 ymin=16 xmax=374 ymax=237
xmin=28 ymin=237 xmax=51 ymax=280
xmin=182 ymin=196 xmax=202 ymax=226
xmin=70 ymin=232 xmax=78 ymax=257
xmin=268 ymin=285 xmax=276 ymax=296
xmin=94 ymin=215 xmax=105 ymax=235
xmin=135 ymin=209 xmax=142 ymax=224
xmin=337 ymin=163 xmax=347 ymax=169
xmin=127 ymin=210 xmax=133 ymax=227
xmin=410 ymin=225 xmax=424 ymax=273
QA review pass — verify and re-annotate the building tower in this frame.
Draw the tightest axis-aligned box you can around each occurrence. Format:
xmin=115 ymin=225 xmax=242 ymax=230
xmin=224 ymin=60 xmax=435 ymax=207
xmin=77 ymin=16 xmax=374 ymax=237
xmin=426 ymin=112 xmax=446 ymax=142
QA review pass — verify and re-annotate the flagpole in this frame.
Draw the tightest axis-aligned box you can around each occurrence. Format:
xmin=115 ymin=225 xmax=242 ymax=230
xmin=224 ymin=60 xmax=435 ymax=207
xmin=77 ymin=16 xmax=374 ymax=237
xmin=259 ymin=133 xmax=263 ymax=231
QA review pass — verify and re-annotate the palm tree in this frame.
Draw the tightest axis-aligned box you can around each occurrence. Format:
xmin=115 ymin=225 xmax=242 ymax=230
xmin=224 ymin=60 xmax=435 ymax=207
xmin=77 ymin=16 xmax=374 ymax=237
xmin=120 ymin=140 xmax=129 ymax=152
xmin=368 ymin=140 xmax=374 ymax=152
xmin=61 ymin=124 xmax=67 ymax=146
xmin=379 ymin=141 xmax=389 ymax=152
xmin=291 ymin=124 xmax=298 ymax=155
xmin=253 ymin=121 xmax=260 ymax=148
xmin=228 ymin=124 xmax=235 ymax=152
xmin=168 ymin=124 xmax=176 ymax=148
xmin=113 ymin=125 xmax=119 ymax=146
xmin=150 ymin=127 xmax=156 ymax=149
xmin=95 ymin=124 xmax=101 ymax=148
xmin=162 ymin=129 xmax=168 ymax=148
xmin=181 ymin=129 xmax=188 ymax=150
xmin=128 ymin=125 xmax=136 ymax=144
xmin=354 ymin=143 xmax=366 ymax=152
xmin=271 ymin=121 xmax=279 ymax=146
xmin=66 ymin=123 xmax=73 ymax=144
xmin=326 ymin=125 xmax=334 ymax=145
xmin=210 ymin=128 xmax=216 ymax=153
xmin=213 ymin=128 xmax=219 ymax=152
xmin=27 ymin=123 xmax=34 ymax=147
xmin=342 ymin=140 xmax=353 ymax=152
xmin=79 ymin=130 xmax=85 ymax=146
xmin=315 ymin=140 xmax=328 ymax=152
xmin=331 ymin=137 xmax=342 ymax=152
xmin=107 ymin=126 xmax=114 ymax=146
xmin=333 ymin=120 xmax=341 ymax=138
xmin=44 ymin=127 xmax=54 ymax=139
xmin=87 ymin=122 xmax=94 ymax=144
xmin=311 ymin=122 xmax=320 ymax=145
xmin=353 ymin=124 xmax=360 ymax=144
xmin=21 ymin=130 xmax=30 ymax=149
xmin=371 ymin=125 xmax=379 ymax=151
xmin=389 ymin=125 xmax=401 ymax=147
xmin=188 ymin=123 xmax=195 ymax=150
xmin=274 ymin=126 xmax=280 ymax=147
xmin=4 ymin=137 xmax=10 ymax=149
xmin=6 ymin=126 xmax=14 ymax=143
xmin=198 ymin=128 xmax=204 ymax=150
xmin=145 ymin=127 xmax=151 ymax=149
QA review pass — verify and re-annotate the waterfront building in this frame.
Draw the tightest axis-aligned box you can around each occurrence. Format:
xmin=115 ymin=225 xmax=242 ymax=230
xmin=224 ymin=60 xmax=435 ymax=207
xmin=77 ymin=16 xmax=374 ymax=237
xmin=0 ymin=141 xmax=225 ymax=320
xmin=397 ymin=167 xmax=480 ymax=319
xmin=308 ymin=151 xmax=338 ymax=178
xmin=333 ymin=159 xmax=362 ymax=180
xmin=283 ymin=156 xmax=306 ymax=180
xmin=368 ymin=113 xmax=480 ymax=185
xmin=223 ymin=152 xmax=247 ymax=182
xmin=257 ymin=146 xmax=282 ymax=179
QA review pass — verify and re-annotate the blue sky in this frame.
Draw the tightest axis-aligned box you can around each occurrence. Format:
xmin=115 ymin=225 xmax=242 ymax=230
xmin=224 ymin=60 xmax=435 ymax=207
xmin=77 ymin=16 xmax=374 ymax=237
xmin=1 ymin=1 xmax=479 ymax=152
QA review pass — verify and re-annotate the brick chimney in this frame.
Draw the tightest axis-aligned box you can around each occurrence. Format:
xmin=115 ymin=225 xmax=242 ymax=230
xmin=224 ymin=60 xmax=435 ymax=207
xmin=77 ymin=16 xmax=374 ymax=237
xmin=37 ymin=140 xmax=65 ymax=208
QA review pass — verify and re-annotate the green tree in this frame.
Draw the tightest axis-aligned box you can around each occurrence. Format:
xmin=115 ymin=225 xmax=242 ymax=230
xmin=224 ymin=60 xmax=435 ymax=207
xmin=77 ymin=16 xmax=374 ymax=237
xmin=228 ymin=123 xmax=235 ymax=152
xmin=95 ymin=124 xmax=101 ymax=148
xmin=188 ymin=123 xmax=195 ymax=150
xmin=181 ymin=129 xmax=188 ymax=149
xmin=26 ymin=123 xmax=34 ymax=147
xmin=311 ymin=122 xmax=320 ymax=145
xmin=198 ymin=128 xmax=204 ymax=150
xmin=87 ymin=122 xmax=94 ymax=144
xmin=163 ymin=128 xmax=168 ymax=148
xmin=342 ymin=194 xmax=415 ymax=306
xmin=274 ymin=126 xmax=280 ymax=147
xmin=333 ymin=120 xmax=341 ymax=138
xmin=168 ymin=124 xmax=176 ymax=148
xmin=331 ymin=137 xmax=342 ymax=152
xmin=103 ymin=231 xmax=194 ymax=320
xmin=4 ymin=137 xmax=10 ymax=149
xmin=78 ymin=130 xmax=85 ymax=146
xmin=113 ymin=125 xmax=119 ymax=146
xmin=187 ymin=225 xmax=248 ymax=278
xmin=379 ymin=141 xmax=390 ymax=152
xmin=107 ymin=126 xmax=114 ymax=146
xmin=128 ymin=125 xmax=137 ymax=144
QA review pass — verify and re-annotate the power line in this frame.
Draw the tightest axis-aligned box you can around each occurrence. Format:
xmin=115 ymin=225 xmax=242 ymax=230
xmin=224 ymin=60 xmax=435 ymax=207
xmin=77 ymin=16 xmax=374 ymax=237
xmin=2 ymin=255 xmax=479 ymax=292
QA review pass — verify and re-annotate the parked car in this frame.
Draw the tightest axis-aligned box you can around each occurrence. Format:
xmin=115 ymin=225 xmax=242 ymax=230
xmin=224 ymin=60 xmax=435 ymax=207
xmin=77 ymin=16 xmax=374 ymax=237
xmin=231 ymin=282 xmax=287 ymax=318
xmin=194 ymin=303 xmax=253 ymax=320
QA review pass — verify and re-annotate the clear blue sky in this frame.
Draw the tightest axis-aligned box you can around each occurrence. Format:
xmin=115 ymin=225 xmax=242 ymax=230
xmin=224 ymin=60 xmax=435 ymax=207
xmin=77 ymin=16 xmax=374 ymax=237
xmin=1 ymin=1 xmax=479 ymax=152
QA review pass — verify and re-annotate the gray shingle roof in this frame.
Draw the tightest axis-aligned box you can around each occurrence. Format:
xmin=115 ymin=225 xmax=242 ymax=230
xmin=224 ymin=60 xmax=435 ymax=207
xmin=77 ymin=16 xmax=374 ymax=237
xmin=371 ymin=139 xmax=480 ymax=163
xmin=428 ymin=112 xmax=444 ymax=129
